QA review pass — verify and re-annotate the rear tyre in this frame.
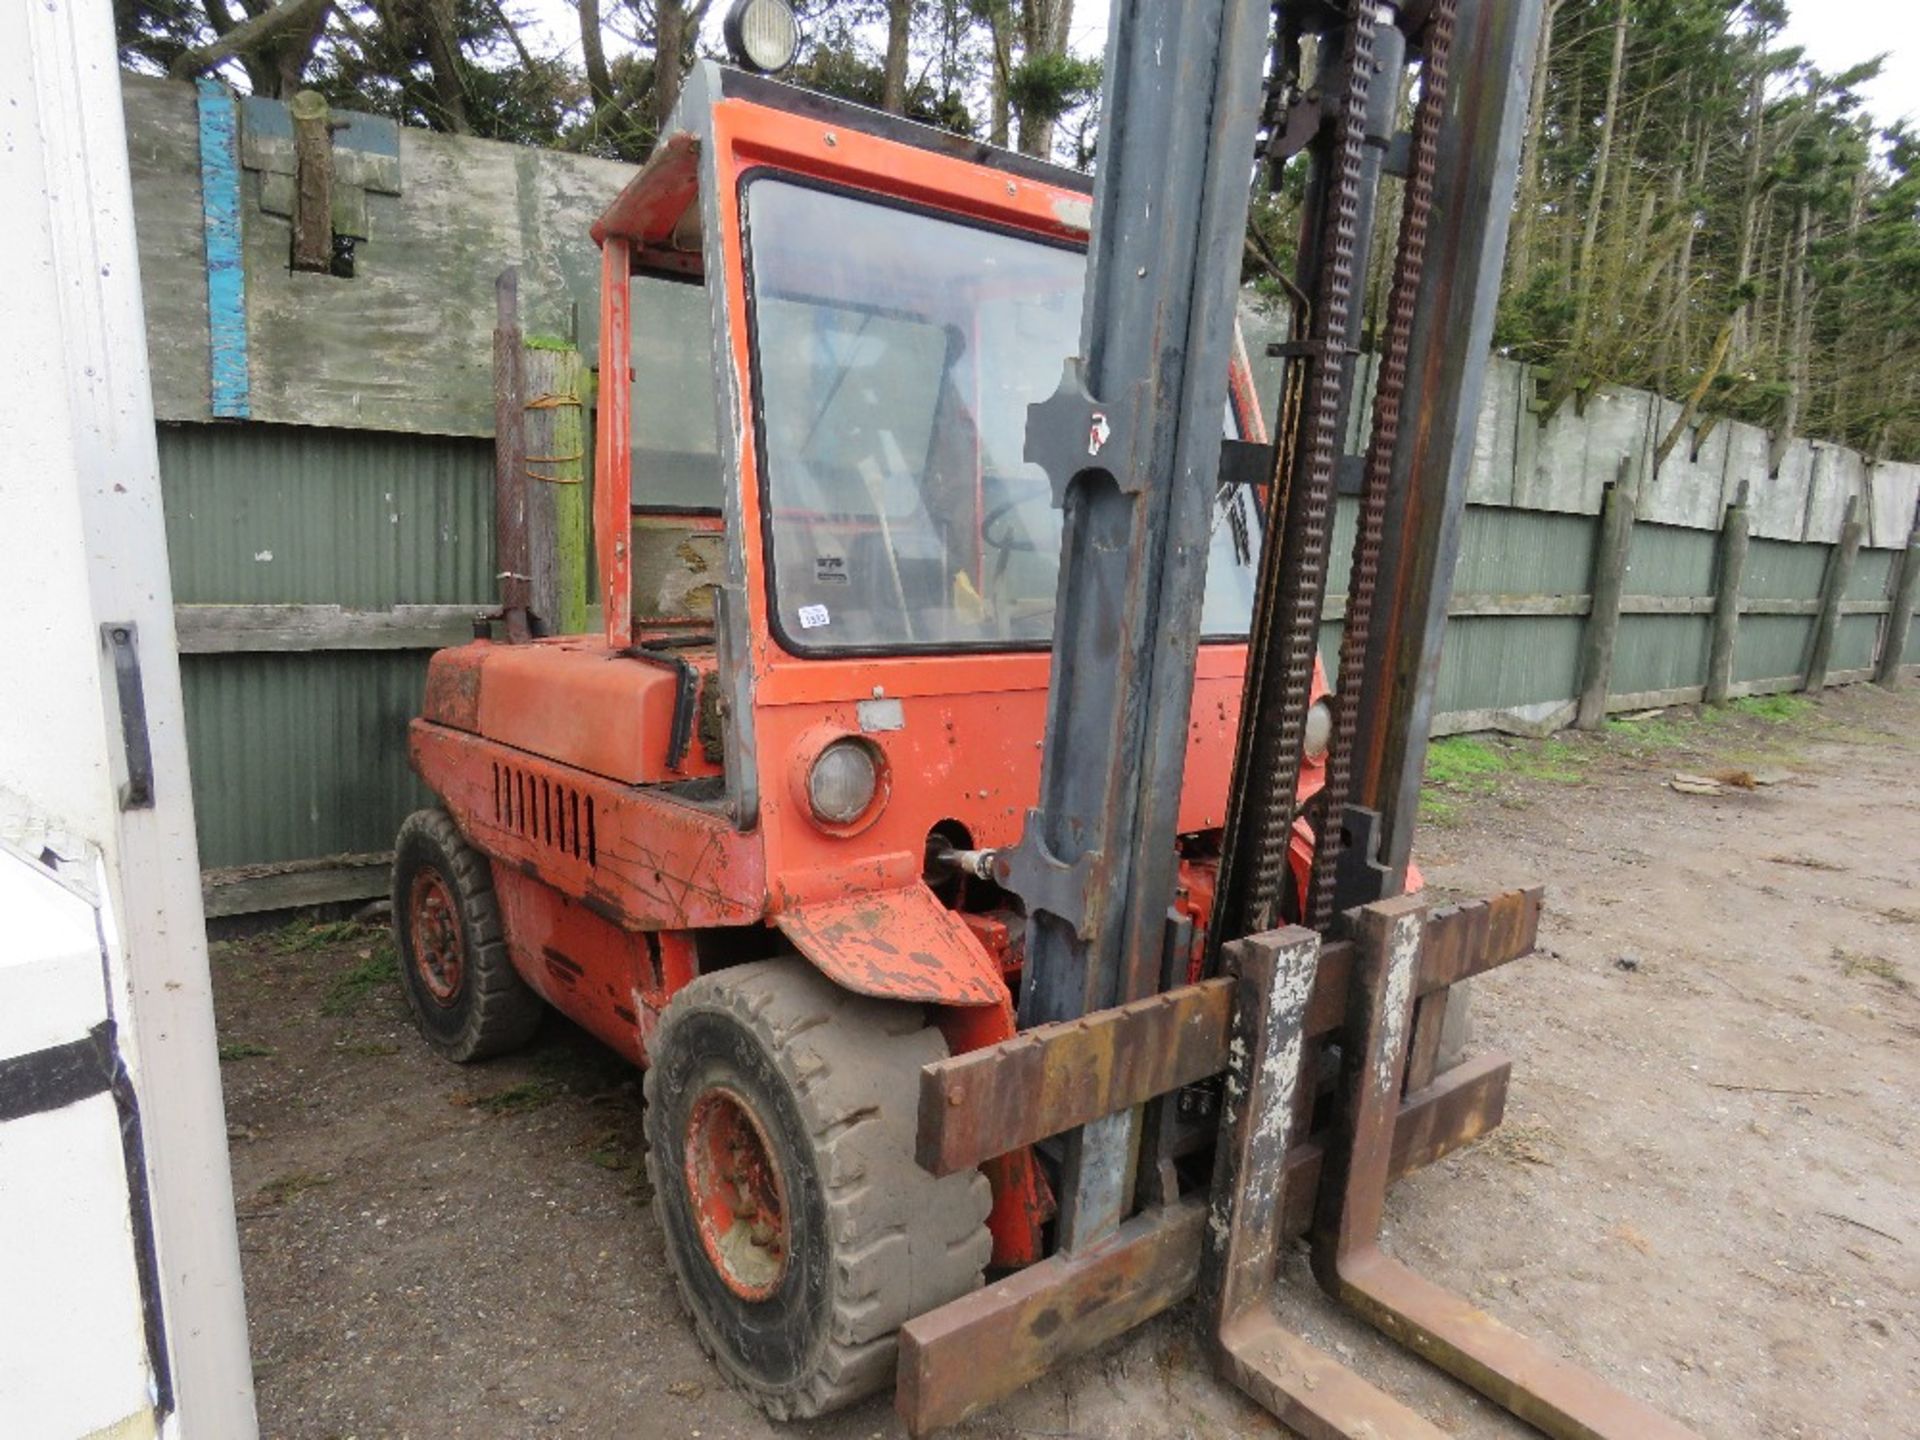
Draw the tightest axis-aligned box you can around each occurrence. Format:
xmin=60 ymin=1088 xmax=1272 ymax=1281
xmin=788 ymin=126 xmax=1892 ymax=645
xmin=643 ymin=960 xmax=992 ymax=1419
xmin=391 ymin=808 xmax=542 ymax=1062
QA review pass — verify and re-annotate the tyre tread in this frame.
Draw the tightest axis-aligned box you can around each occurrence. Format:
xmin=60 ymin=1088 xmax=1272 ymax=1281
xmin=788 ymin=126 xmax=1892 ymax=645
xmin=643 ymin=961 xmax=991 ymax=1419
xmin=392 ymin=808 xmax=542 ymax=1063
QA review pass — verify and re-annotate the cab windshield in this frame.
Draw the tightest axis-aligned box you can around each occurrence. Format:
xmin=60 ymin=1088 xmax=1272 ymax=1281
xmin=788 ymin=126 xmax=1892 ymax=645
xmin=743 ymin=175 xmax=1260 ymax=652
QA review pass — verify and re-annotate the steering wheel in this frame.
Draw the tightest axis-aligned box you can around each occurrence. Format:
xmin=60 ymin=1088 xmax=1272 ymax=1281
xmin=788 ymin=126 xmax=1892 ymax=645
xmin=980 ymin=477 xmax=1048 ymax=555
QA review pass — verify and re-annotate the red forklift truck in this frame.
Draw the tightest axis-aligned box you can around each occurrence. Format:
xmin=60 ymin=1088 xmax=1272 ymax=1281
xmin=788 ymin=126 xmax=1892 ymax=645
xmin=395 ymin=45 xmax=1328 ymax=1420
xmin=394 ymin=4 xmax=1702 ymax=1437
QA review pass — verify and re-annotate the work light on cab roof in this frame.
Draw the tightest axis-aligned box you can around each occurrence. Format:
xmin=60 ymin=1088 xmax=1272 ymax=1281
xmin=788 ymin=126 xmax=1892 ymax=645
xmin=724 ymin=0 xmax=798 ymax=74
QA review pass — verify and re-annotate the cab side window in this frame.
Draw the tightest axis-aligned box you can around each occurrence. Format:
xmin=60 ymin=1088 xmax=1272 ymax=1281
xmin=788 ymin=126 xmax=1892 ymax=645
xmin=631 ymin=272 xmax=723 ymax=510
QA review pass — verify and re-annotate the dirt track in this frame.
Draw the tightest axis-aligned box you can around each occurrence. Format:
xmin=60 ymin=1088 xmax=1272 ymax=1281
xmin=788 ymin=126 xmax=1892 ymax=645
xmin=212 ymin=686 xmax=1920 ymax=1439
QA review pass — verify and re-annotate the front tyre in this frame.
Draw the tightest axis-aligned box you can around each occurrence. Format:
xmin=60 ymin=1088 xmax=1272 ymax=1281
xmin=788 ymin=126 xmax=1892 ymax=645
xmin=643 ymin=961 xmax=991 ymax=1419
xmin=391 ymin=808 xmax=542 ymax=1062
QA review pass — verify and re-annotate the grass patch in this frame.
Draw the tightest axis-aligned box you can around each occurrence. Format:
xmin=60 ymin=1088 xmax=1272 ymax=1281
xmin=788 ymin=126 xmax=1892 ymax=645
xmin=217 ymin=1041 xmax=275 ymax=1062
xmin=1604 ymin=713 xmax=1698 ymax=752
xmin=255 ymin=1172 xmax=331 ymax=1207
xmin=1509 ymin=737 xmax=1588 ymax=783
xmin=584 ymin=1126 xmax=639 ymax=1172
xmin=1835 ymin=948 xmax=1911 ymax=994
xmin=320 ymin=945 xmax=398 ymax=1017
xmin=1419 ymin=734 xmax=1589 ymax=821
xmin=274 ymin=918 xmax=370 ymax=954
xmin=1728 ymin=694 xmax=1811 ymax=723
xmin=1424 ymin=737 xmax=1510 ymax=789
xmin=470 ymin=1080 xmax=559 ymax=1115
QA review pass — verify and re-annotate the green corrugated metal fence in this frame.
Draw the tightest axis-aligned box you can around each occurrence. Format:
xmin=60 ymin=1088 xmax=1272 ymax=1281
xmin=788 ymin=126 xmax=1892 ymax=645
xmin=161 ymin=422 xmax=493 ymax=870
xmin=160 ymin=421 xmax=1920 ymax=901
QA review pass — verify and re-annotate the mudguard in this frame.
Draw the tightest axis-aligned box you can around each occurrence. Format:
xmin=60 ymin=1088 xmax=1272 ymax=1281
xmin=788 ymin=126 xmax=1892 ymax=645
xmin=775 ymin=886 xmax=1006 ymax=1007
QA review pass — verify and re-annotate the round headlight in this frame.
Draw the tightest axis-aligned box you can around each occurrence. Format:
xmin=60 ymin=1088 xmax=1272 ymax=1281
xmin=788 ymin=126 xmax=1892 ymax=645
xmin=724 ymin=0 xmax=799 ymax=74
xmin=1303 ymin=699 xmax=1334 ymax=761
xmin=808 ymin=740 xmax=878 ymax=825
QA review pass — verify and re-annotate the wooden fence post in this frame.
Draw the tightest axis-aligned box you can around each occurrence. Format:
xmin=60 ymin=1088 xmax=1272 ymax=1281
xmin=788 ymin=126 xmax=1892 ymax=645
xmin=522 ymin=340 xmax=592 ymax=635
xmin=492 ymin=268 xmax=532 ymax=643
xmin=289 ymin=89 xmax=332 ymax=273
xmin=1805 ymin=494 xmax=1864 ymax=694
xmin=1875 ymin=499 xmax=1920 ymax=688
xmin=1574 ymin=476 xmax=1635 ymax=729
xmin=1705 ymin=485 xmax=1749 ymax=706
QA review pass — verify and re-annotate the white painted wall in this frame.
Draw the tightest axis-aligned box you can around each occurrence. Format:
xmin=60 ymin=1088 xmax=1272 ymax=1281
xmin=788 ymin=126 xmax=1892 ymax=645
xmin=0 ymin=1 xmax=257 ymax=1435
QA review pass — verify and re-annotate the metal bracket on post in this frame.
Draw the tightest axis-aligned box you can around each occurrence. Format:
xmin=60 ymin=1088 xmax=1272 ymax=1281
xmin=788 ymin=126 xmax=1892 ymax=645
xmin=1022 ymin=360 xmax=1147 ymax=504
xmin=998 ymin=814 xmax=1101 ymax=940
xmin=1329 ymin=803 xmax=1390 ymax=915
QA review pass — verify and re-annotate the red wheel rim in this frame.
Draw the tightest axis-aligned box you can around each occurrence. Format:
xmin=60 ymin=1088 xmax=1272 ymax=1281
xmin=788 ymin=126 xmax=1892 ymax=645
xmin=407 ymin=868 xmax=464 ymax=1005
xmin=684 ymin=1086 xmax=790 ymax=1301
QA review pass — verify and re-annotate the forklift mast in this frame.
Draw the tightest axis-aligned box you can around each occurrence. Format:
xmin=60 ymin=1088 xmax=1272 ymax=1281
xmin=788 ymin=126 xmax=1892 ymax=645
xmin=905 ymin=0 xmax=1703 ymax=1436
xmin=1006 ymin=0 xmax=1537 ymax=1249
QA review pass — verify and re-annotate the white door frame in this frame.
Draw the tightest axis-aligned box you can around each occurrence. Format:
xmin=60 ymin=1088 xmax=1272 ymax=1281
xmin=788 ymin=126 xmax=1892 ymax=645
xmin=0 ymin=1 xmax=257 ymax=1434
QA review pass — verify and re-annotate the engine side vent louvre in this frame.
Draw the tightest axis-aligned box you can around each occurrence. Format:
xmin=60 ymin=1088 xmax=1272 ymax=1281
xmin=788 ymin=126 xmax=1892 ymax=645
xmin=490 ymin=761 xmax=592 ymax=864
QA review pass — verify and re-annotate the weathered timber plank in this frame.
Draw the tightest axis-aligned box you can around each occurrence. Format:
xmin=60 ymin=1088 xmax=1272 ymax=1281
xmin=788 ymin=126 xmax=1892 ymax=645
xmin=175 ymin=603 xmax=480 ymax=653
xmin=1327 ymin=591 xmax=1596 ymax=624
xmin=194 ymin=79 xmax=249 ymax=418
xmin=521 ymin=343 xmax=591 ymax=634
xmin=289 ymin=90 xmax=332 ymax=273
xmin=1740 ymin=597 xmax=1822 ymax=617
xmin=202 ymin=853 xmax=390 ymax=918
xmin=1449 ymin=592 xmax=1594 ymax=618
xmin=1617 ymin=594 xmax=1717 ymax=616
xmin=896 ymin=1196 xmax=1208 ymax=1437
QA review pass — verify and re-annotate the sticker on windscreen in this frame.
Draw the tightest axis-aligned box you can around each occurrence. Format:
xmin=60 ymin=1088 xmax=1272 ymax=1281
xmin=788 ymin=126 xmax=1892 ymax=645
xmin=797 ymin=604 xmax=832 ymax=630
xmin=813 ymin=550 xmax=850 ymax=586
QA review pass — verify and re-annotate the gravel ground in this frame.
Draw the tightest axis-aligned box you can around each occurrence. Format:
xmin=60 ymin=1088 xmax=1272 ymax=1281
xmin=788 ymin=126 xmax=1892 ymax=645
xmin=211 ymin=684 xmax=1920 ymax=1439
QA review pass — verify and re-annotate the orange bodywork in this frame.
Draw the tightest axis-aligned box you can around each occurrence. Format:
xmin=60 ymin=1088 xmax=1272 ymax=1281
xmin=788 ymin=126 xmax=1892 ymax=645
xmin=409 ymin=85 xmax=1330 ymax=1268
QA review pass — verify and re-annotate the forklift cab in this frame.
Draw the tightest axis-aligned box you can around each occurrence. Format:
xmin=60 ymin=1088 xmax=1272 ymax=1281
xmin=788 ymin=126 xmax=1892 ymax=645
xmin=591 ymin=64 xmax=1293 ymax=873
